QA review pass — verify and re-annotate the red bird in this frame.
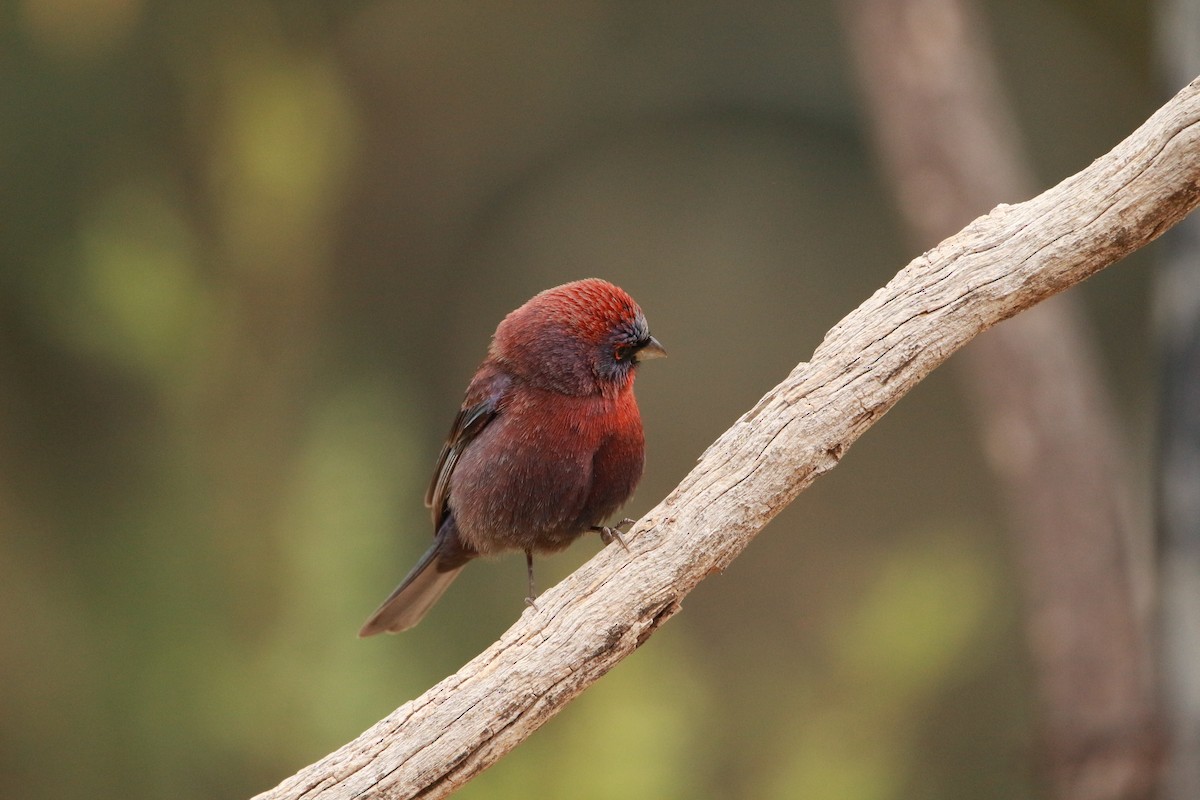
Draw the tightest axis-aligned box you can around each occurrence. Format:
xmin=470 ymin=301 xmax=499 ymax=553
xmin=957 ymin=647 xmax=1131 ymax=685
xmin=359 ymin=278 xmax=665 ymax=636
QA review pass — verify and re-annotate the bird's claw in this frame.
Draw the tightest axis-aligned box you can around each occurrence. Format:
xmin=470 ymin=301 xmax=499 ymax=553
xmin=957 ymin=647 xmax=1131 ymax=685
xmin=524 ymin=596 xmax=539 ymax=610
xmin=592 ymin=518 xmax=636 ymax=552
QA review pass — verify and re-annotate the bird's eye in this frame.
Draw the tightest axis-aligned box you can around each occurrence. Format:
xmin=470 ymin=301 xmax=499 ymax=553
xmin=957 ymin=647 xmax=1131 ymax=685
xmin=613 ymin=344 xmax=632 ymax=362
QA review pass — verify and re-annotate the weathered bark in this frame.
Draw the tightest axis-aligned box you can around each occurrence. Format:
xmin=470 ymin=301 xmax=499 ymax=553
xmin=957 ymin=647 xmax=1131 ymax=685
xmin=253 ymin=77 xmax=1200 ymax=800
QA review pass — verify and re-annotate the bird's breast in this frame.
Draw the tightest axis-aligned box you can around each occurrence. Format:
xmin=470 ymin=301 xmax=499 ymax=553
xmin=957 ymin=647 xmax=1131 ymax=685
xmin=448 ymin=387 xmax=644 ymax=555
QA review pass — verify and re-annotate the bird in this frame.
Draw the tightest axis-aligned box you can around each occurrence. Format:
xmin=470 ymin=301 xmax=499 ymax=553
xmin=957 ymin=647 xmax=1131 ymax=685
xmin=359 ymin=278 xmax=665 ymax=636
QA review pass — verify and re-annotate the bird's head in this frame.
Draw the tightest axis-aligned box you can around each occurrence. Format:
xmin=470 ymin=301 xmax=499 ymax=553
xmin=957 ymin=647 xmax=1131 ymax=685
xmin=490 ymin=278 xmax=665 ymax=396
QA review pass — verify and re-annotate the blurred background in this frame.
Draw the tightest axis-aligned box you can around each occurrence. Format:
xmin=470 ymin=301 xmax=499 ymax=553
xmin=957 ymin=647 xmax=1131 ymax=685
xmin=0 ymin=1 xmax=1176 ymax=798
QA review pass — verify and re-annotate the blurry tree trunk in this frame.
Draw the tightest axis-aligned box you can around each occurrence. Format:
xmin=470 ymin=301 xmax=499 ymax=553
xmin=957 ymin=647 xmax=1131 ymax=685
xmin=840 ymin=0 xmax=1162 ymax=798
xmin=252 ymin=79 xmax=1200 ymax=800
xmin=1156 ymin=2 xmax=1200 ymax=798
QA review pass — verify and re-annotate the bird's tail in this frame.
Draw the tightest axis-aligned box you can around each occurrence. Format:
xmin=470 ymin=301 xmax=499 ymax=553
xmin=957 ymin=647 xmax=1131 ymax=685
xmin=358 ymin=519 xmax=472 ymax=637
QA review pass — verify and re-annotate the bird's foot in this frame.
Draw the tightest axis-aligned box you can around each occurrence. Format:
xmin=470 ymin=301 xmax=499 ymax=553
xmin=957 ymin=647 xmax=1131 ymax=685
xmin=523 ymin=550 xmax=539 ymax=609
xmin=592 ymin=518 xmax=636 ymax=552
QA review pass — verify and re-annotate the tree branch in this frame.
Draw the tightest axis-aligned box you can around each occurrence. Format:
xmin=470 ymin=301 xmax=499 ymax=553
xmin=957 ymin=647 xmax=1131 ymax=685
xmin=254 ymin=76 xmax=1200 ymax=800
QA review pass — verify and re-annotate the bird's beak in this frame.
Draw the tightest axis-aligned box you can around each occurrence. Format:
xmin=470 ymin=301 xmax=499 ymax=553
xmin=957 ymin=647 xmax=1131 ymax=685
xmin=638 ymin=336 xmax=667 ymax=360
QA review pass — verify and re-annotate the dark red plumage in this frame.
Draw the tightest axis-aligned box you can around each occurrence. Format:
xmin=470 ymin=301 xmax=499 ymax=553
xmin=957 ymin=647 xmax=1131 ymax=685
xmin=359 ymin=278 xmax=664 ymax=636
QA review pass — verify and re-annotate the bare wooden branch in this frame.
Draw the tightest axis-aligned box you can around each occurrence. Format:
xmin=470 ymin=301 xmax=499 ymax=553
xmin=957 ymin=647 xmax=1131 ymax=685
xmin=253 ymin=77 xmax=1200 ymax=800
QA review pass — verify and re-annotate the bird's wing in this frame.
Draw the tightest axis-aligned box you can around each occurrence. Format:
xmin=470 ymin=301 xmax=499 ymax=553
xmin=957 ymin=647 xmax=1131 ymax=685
xmin=424 ymin=368 xmax=510 ymax=531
